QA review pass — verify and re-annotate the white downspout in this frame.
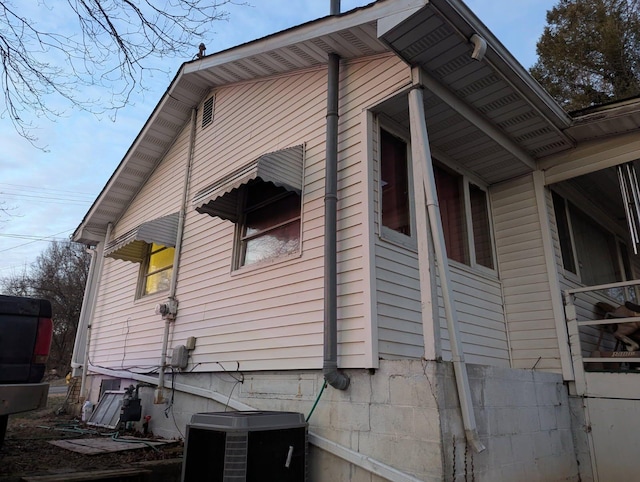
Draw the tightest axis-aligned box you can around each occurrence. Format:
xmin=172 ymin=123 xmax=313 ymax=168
xmin=71 ymin=246 xmax=98 ymax=377
xmin=79 ymin=223 xmax=112 ymax=399
xmin=408 ymin=68 xmax=485 ymax=453
xmin=155 ymin=107 xmax=197 ymax=403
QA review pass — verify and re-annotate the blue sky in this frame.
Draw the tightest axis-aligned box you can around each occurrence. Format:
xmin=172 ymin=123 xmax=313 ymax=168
xmin=0 ymin=0 xmax=557 ymax=277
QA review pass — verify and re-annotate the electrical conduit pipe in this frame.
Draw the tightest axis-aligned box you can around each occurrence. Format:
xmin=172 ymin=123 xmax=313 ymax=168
xmin=155 ymin=107 xmax=197 ymax=403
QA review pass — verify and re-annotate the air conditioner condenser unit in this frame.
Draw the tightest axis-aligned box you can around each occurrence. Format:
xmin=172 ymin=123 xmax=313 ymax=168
xmin=181 ymin=411 xmax=307 ymax=482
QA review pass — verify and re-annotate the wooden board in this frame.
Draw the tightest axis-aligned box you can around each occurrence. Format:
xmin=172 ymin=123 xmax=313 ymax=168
xmin=22 ymin=467 xmax=152 ymax=482
xmin=48 ymin=436 xmax=172 ymax=455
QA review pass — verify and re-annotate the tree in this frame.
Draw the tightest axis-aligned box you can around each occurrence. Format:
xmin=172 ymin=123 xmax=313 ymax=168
xmin=0 ymin=1 xmax=239 ymax=142
xmin=1 ymin=241 xmax=90 ymax=374
xmin=531 ymin=0 xmax=640 ymax=111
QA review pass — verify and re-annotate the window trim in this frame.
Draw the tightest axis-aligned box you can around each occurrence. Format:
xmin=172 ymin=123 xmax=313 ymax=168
xmin=551 ymin=191 xmax=580 ymax=281
xmin=231 ymin=181 xmax=303 ymax=272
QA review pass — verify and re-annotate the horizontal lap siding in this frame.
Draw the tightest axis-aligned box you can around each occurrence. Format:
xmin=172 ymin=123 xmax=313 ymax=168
xmin=176 ymin=67 xmax=333 ymax=371
xmin=438 ymin=267 xmax=509 ymax=366
xmin=171 ymin=55 xmax=407 ymax=372
xmin=90 ymin=125 xmax=192 ymax=369
xmin=492 ymin=174 xmax=561 ymax=371
xmin=374 ymin=134 xmax=508 ymax=367
xmin=376 ymin=242 xmax=424 ymax=359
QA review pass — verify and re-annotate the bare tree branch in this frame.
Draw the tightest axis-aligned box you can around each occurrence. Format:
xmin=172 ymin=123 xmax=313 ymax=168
xmin=0 ymin=0 xmax=243 ymax=144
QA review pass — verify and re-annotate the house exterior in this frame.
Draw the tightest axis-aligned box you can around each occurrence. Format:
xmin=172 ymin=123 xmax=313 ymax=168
xmin=70 ymin=0 xmax=640 ymax=480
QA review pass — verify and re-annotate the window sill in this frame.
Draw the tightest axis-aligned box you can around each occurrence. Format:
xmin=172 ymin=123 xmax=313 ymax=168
xmin=379 ymin=228 xmax=417 ymax=253
xmin=134 ymin=289 xmax=171 ymax=304
xmin=447 ymin=259 xmax=499 ymax=283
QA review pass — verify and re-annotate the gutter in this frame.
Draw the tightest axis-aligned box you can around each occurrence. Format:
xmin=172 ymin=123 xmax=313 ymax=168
xmin=323 ymin=1 xmax=350 ymax=391
xmin=155 ymin=107 xmax=197 ymax=403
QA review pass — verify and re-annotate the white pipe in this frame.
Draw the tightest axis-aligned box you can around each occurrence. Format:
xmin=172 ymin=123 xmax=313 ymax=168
xmin=156 ymin=107 xmax=197 ymax=403
xmin=408 ymin=72 xmax=485 ymax=453
xmin=80 ymin=223 xmax=112 ymax=399
xmin=89 ymin=363 xmax=423 ymax=482
xmin=71 ymin=246 xmax=98 ymax=375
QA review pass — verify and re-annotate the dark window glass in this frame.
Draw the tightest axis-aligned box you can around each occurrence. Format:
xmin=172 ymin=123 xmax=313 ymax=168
xmin=434 ymin=164 xmax=467 ymax=264
xmin=569 ymin=203 xmax=620 ymax=285
xmin=470 ymin=184 xmax=493 ymax=269
xmin=552 ymin=192 xmax=576 ymax=273
xmin=380 ymin=129 xmax=411 ymax=236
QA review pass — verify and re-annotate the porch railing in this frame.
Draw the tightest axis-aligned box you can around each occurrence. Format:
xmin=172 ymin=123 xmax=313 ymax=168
xmin=564 ymin=280 xmax=640 ymax=395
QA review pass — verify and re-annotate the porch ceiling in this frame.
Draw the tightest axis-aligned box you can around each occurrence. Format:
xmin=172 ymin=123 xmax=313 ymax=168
xmin=378 ymin=0 xmax=575 ymax=185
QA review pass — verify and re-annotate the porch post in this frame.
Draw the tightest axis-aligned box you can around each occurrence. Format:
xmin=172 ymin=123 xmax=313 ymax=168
xmin=80 ymin=223 xmax=112 ymax=400
xmin=408 ymin=67 xmax=485 ymax=453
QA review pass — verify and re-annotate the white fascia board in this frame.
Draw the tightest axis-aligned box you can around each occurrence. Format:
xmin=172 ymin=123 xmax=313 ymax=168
xmin=377 ymin=1 xmax=429 ymax=37
xmin=184 ymin=0 xmax=428 ymax=75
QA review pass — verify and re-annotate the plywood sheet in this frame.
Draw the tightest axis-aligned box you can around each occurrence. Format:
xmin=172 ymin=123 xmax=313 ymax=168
xmin=49 ymin=437 xmax=171 ymax=455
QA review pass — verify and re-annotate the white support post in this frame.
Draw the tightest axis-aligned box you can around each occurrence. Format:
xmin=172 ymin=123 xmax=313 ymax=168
xmin=563 ymin=290 xmax=586 ymax=396
xmin=408 ymin=67 xmax=484 ymax=453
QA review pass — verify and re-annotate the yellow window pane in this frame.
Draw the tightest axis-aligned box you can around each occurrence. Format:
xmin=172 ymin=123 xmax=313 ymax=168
xmin=149 ymin=246 xmax=174 ymax=272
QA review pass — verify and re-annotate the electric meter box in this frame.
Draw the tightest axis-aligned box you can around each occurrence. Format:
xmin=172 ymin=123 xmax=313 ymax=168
xmin=181 ymin=411 xmax=307 ymax=482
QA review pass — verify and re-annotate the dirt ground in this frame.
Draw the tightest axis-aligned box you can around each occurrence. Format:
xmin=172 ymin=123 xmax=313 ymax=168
xmin=0 ymin=382 xmax=183 ymax=480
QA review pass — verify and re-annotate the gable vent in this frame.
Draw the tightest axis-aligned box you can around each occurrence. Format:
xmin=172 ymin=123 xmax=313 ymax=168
xmin=202 ymin=96 xmax=214 ymax=128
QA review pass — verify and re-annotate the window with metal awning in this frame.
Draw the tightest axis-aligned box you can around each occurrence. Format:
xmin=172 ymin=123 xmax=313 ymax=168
xmin=193 ymin=145 xmax=304 ymax=269
xmin=103 ymin=212 xmax=180 ymax=263
xmin=193 ymin=145 xmax=304 ymax=222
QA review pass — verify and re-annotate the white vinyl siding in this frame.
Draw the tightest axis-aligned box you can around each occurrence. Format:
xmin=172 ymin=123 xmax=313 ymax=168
xmin=492 ymin=174 xmax=562 ymax=371
xmin=373 ymin=120 xmax=509 ymax=365
xmin=88 ymin=54 xmax=412 ymax=373
xmin=89 ymin=123 xmax=192 ymax=369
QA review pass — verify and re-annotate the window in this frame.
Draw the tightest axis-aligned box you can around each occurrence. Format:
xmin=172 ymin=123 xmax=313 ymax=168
xmin=553 ymin=192 xmax=631 ymax=288
xmin=380 ymin=128 xmax=411 ymax=236
xmin=236 ymin=181 xmax=301 ymax=268
xmin=569 ymin=204 xmax=621 ymax=285
xmin=377 ymin=124 xmax=494 ymax=270
xmin=434 ymin=163 xmax=494 ymax=270
xmin=552 ymin=191 xmax=576 ymax=273
xmin=141 ymin=243 xmax=174 ymax=296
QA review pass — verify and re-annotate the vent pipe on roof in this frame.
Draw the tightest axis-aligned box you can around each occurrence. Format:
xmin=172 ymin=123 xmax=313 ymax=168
xmin=330 ymin=0 xmax=340 ymax=15
xmin=323 ymin=51 xmax=349 ymax=391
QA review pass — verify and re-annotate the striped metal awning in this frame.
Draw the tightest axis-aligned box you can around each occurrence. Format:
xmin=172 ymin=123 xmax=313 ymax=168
xmin=104 ymin=212 xmax=180 ymax=263
xmin=193 ymin=145 xmax=304 ymax=222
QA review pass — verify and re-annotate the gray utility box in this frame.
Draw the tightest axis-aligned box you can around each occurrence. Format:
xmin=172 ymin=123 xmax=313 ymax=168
xmin=181 ymin=411 xmax=307 ymax=482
